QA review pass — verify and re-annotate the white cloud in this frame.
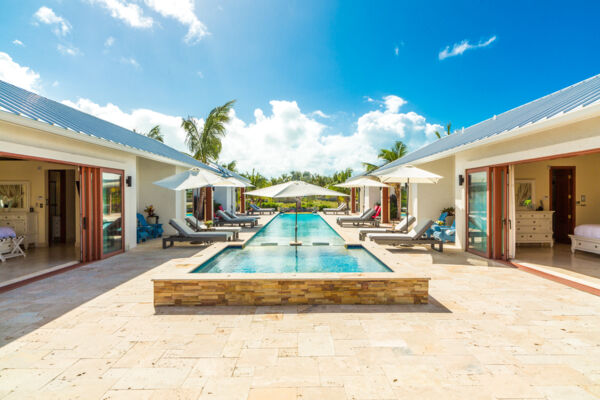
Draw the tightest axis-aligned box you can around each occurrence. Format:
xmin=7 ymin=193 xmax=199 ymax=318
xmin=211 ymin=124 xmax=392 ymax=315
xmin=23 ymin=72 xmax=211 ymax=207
xmin=34 ymin=6 xmax=71 ymax=36
xmin=0 ymin=52 xmax=41 ymax=92
xmin=52 ymin=80 xmax=59 ymax=87
xmin=310 ymin=110 xmax=330 ymax=119
xmin=120 ymin=57 xmax=140 ymax=68
xmin=105 ymin=36 xmax=115 ymax=47
xmin=197 ymin=71 xmax=204 ymax=78
xmin=12 ymin=39 xmax=24 ymax=47
xmin=394 ymin=46 xmax=399 ymax=56
xmin=88 ymin=0 xmax=154 ymax=28
xmin=144 ymin=0 xmax=209 ymax=44
xmin=439 ymin=35 xmax=496 ymax=60
xmin=62 ymin=98 xmax=187 ymax=150
xmin=57 ymin=44 xmax=81 ymax=56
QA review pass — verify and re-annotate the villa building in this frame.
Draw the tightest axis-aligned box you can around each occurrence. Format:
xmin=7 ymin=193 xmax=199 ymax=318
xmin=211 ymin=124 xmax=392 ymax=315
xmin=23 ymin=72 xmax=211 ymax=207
xmin=0 ymin=80 xmax=243 ymax=287
xmin=374 ymin=74 xmax=600 ymax=283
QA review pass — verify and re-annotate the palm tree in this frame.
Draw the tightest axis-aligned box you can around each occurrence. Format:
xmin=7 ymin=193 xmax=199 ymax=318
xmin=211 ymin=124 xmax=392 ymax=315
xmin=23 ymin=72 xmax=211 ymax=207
xmin=362 ymin=162 xmax=379 ymax=173
xmin=378 ymin=140 xmax=408 ymax=162
xmin=223 ymin=160 xmax=237 ymax=172
xmin=146 ymin=125 xmax=164 ymax=142
xmin=182 ymin=100 xmax=236 ymax=218
xmin=434 ymin=122 xmax=452 ymax=139
xmin=182 ymin=100 xmax=236 ymax=163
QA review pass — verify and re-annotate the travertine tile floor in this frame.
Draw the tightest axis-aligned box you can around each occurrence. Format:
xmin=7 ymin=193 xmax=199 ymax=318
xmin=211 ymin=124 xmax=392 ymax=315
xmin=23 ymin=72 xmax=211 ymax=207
xmin=0 ymin=213 xmax=599 ymax=399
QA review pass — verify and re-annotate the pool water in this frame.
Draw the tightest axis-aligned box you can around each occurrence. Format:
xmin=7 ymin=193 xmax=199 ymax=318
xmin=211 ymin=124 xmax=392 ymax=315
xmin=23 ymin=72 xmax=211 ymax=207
xmin=248 ymin=213 xmax=345 ymax=246
xmin=193 ymin=213 xmax=391 ymax=273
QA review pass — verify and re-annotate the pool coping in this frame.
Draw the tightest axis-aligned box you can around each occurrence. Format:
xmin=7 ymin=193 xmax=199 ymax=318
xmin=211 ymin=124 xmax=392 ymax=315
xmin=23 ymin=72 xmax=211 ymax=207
xmin=152 ymin=212 xmax=431 ymax=306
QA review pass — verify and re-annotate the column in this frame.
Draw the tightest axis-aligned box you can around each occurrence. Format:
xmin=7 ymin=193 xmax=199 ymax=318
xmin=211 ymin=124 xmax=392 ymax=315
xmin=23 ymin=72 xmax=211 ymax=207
xmin=240 ymin=187 xmax=246 ymax=213
xmin=351 ymin=187 xmax=356 ymax=213
xmin=204 ymin=187 xmax=213 ymax=221
xmin=382 ymin=186 xmax=389 ymax=224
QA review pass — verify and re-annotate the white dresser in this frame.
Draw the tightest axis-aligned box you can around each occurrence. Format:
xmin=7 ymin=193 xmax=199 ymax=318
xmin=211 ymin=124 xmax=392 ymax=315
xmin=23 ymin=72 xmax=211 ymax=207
xmin=0 ymin=211 xmax=38 ymax=248
xmin=515 ymin=211 xmax=554 ymax=246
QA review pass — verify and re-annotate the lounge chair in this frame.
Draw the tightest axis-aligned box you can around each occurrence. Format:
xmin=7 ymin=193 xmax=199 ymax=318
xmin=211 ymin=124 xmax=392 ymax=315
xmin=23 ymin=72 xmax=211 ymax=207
xmin=358 ymin=215 xmax=416 ymax=241
xmin=323 ymin=203 xmax=348 ymax=215
xmin=336 ymin=208 xmax=377 ymax=226
xmin=185 ymin=215 xmax=241 ymax=240
xmin=248 ymin=204 xmax=276 ymax=215
xmin=432 ymin=221 xmax=455 ymax=243
xmin=215 ymin=210 xmax=257 ymax=227
xmin=367 ymin=220 xmax=443 ymax=252
xmin=163 ymin=219 xmax=231 ymax=248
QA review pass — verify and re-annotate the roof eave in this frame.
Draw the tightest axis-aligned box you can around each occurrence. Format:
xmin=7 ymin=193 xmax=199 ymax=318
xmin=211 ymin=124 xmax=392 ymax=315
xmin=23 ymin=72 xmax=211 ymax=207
xmin=0 ymin=110 xmax=212 ymax=170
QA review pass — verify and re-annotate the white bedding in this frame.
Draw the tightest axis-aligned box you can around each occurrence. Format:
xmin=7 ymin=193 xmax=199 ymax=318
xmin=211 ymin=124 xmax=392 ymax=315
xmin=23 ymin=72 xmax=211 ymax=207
xmin=574 ymin=224 xmax=600 ymax=240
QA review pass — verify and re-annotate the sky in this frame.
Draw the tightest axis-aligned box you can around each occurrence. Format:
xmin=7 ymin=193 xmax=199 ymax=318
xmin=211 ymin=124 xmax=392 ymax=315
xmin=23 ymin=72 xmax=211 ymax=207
xmin=1 ymin=0 xmax=599 ymax=177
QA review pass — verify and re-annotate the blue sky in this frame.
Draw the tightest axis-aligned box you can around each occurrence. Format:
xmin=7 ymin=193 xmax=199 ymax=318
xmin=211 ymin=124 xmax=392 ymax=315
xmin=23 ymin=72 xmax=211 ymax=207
xmin=1 ymin=0 xmax=599 ymax=176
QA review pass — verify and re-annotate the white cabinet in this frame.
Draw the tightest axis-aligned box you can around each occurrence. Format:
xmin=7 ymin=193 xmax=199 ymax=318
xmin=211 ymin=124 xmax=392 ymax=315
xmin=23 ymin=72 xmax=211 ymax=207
xmin=0 ymin=211 xmax=38 ymax=248
xmin=515 ymin=211 xmax=554 ymax=246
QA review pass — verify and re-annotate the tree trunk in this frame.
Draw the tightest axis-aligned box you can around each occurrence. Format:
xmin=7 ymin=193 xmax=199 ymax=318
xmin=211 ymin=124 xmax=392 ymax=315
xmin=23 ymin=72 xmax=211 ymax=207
xmin=194 ymin=188 xmax=206 ymax=220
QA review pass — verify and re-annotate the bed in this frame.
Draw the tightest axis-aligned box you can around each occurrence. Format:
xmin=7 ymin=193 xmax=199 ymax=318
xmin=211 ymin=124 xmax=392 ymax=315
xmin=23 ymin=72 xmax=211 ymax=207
xmin=0 ymin=227 xmax=26 ymax=262
xmin=569 ymin=225 xmax=600 ymax=256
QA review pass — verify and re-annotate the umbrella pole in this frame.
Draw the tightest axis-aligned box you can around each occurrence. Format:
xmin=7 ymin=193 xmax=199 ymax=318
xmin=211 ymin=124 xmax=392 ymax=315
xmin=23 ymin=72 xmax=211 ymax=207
xmin=295 ymin=197 xmax=298 ymax=243
xmin=405 ymin=178 xmax=410 ymax=233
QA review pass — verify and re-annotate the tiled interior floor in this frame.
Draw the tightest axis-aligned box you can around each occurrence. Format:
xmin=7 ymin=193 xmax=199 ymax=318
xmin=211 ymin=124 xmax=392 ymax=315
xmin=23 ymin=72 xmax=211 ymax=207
xmin=0 ymin=243 xmax=79 ymax=286
xmin=514 ymin=243 xmax=600 ymax=287
xmin=0 ymin=214 xmax=599 ymax=399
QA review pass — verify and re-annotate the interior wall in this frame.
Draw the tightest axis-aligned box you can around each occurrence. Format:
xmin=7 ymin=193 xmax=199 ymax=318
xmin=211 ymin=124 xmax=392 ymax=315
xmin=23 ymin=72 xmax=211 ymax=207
xmin=214 ymin=187 xmax=234 ymax=213
xmin=0 ymin=160 xmax=77 ymax=246
xmin=514 ymin=152 xmax=600 ymax=225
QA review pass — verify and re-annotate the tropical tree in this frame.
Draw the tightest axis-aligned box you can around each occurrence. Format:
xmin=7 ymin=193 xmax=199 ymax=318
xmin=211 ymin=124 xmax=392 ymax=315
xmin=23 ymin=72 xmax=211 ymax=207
xmin=379 ymin=140 xmax=407 ymax=162
xmin=362 ymin=162 xmax=379 ymax=173
xmin=146 ymin=125 xmax=164 ymax=142
xmin=182 ymin=100 xmax=236 ymax=163
xmin=434 ymin=122 xmax=452 ymax=139
xmin=182 ymin=100 xmax=236 ymax=218
xmin=223 ymin=160 xmax=237 ymax=172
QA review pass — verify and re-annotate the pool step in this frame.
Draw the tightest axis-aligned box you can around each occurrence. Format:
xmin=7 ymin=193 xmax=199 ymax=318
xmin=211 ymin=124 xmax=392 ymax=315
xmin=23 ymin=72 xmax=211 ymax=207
xmin=260 ymin=242 xmax=278 ymax=246
xmin=312 ymin=242 xmax=330 ymax=246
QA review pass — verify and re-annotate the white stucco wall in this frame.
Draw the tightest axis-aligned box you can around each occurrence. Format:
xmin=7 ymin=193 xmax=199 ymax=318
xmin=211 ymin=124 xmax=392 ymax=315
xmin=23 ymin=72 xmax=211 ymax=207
xmin=214 ymin=187 xmax=235 ymax=213
xmin=408 ymin=157 xmax=455 ymax=224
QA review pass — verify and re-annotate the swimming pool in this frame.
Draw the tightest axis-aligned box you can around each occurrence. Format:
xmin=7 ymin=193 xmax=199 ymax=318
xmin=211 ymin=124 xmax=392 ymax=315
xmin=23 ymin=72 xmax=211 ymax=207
xmin=192 ymin=213 xmax=392 ymax=273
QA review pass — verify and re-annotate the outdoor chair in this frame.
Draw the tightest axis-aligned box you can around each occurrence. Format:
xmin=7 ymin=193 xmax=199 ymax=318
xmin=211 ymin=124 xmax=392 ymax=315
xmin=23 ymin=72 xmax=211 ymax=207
xmin=215 ymin=210 xmax=257 ymax=227
xmin=323 ymin=203 xmax=348 ymax=215
xmin=432 ymin=221 xmax=455 ymax=243
xmin=367 ymin=219 xmax=443 ymax=252
xmin=358 ymin=215 xmax=416 ymax=241
xmin=186 ymin=215 xmax=241 ymax=240
xmin=163 ymin=219 xmax=232 ymax=248
xmin=248 ymin=203 xmax=276 ymax=215
xmin=336 ymin=208 xmax=378 ymax=226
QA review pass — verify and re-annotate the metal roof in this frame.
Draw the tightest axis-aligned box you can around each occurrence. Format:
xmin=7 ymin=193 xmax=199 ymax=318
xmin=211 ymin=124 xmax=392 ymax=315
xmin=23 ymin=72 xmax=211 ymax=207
xmin=0 ymin=79 xmax=218 ymax=172
xmin=376 ymin=73 xmax=600 ymax=173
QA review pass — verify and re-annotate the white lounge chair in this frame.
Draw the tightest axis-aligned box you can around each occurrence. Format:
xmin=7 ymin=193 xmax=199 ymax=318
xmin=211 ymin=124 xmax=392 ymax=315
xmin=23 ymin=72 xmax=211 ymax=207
xmin=216 ymin=210 xmax=257 ymax=227
xmin=248 ymin=204 xmax=276 ymax=215
xmin=367 ymin=219 xmax=443 ymax=252
xmin=185 ymin=215 xmax=241 ymax=240
xmin=163 ymin=219 xmax=231 ymax=248
xmin=358 ymin=215 xmax=416 ymax=241
xmin=336 ymin=208 xmax=378 ymax=226
xmin=323 ymin=203 xmax=348 ymax=215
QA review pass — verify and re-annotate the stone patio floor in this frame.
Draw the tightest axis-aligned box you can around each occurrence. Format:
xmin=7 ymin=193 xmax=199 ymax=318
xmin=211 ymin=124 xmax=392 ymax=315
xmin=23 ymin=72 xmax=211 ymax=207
xmin=0 ymin=213 xmax=599 ymax=399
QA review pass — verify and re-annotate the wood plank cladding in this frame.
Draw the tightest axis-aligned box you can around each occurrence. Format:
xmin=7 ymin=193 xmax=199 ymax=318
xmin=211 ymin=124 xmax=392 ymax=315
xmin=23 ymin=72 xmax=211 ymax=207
xmin=154 ymin=277 xmax=429 ymax=306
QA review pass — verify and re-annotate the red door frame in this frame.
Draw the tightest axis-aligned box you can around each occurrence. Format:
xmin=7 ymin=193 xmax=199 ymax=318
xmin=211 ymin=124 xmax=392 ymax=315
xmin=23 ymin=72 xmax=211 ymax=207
xmin=491 ymin=166 xmax=509 ymax=260
xmin=99 ymin=168 xmax=125 ymax=259
xmin=465 ymin=166 xmax=492 ymax=258
xmin=549 ymin=166 xmax=576 ymax=240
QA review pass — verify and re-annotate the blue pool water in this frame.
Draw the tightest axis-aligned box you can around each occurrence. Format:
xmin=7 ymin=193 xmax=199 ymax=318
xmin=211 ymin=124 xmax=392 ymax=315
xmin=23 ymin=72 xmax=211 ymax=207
xmin=192 ymin=213 xmax=391 ymax=273
xmin=248 ymin=213 xmax=345 ymax=246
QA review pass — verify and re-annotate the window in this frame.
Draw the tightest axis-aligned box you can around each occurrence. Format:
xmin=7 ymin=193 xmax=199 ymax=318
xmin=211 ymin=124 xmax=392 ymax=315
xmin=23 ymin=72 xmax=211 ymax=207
xmin=102 ymin=172 xmax=123 ymax=254
xmin=467 ymin=171 xmax=488 ymax=255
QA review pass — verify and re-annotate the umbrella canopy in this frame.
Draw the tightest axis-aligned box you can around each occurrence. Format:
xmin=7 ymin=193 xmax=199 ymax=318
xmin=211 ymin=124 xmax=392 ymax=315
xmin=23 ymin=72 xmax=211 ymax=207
xmin=212 ymin=176 xmax=254 ymax=188
xmin=246 ymin=180 xmax=348 ymax=198
xmin=335 ymin=177 xmax=390 ymax=188
xmin=153 ymin=168 xmax=225 ymax=191
xmin=373 ymin=164 xmax=442 ymax=184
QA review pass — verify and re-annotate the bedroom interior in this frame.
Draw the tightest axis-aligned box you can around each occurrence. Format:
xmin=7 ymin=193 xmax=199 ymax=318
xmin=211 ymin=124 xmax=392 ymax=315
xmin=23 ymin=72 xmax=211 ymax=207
xmin=512 ymin=151 xmax=600 ymax=285
xmin=0 ymin=157 xmax=81 ymax=287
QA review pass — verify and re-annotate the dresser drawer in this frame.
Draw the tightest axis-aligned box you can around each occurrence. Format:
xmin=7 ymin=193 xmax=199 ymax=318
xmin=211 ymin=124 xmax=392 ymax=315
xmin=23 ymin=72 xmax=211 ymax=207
xmin=572 ymin=239 xmax=600 ymax=252
xmin=517 ymin=233 xmax=553 ymax=242
xmin=516 ymin=212 xmax=553 ymax=220
xmin=515 ymin=220 xmax=552 ymax=231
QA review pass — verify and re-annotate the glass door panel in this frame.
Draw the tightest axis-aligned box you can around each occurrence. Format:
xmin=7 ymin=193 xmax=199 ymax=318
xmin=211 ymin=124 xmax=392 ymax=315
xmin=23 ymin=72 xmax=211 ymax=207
xmin=101 ymin=171 xmax=123 ymax=255
xmin=467 ymin=170 xmax=489 ymax=255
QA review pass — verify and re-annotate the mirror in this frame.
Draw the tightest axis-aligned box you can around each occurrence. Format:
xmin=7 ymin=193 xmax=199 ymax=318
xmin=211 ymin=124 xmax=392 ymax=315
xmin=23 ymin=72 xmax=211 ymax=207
xmin=515 ymin=179 xmax=535 ymax=210
xmin=0 ymin=182 xmax=29 ymax=210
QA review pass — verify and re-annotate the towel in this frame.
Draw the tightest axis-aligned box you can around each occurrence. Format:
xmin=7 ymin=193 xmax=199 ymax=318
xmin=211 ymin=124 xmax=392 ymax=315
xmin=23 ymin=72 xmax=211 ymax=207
xmin=0 ymin=227 xmax=17 ymax=239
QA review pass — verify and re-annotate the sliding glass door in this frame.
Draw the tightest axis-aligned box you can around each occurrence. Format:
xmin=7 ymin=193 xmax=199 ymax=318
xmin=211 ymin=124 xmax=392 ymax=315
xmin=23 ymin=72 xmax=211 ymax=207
xmin=466 ymin=166 xmax=509 ymax=260
xmin=101 ymin=170 xmax=124 ymax=256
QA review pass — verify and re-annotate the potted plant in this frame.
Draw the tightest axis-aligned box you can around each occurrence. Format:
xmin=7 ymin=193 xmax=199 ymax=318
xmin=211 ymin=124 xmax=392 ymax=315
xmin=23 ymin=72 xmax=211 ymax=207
xmin=144 ymin=205 xmax=157 ymax=225
xmin=441 ymin=206 xmax=455 ymax=226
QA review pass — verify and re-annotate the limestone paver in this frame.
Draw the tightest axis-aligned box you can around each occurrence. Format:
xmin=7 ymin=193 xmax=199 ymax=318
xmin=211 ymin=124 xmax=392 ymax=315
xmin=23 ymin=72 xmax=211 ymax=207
xmin=0 ymin=213 xmax=599 ymax=399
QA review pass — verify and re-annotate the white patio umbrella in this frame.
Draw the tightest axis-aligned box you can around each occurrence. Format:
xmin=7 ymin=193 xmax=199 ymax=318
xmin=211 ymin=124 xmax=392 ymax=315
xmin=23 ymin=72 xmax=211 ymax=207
xmin=372 ymin=165 xmax=442 ymax=232
xmin=212 ymin=176 xmax=254 ymax=188
xmin=153 ymin=168 xmax=231 ymax=230
xmin=245 ymin=181 xmax=348 ymax=245
xmin=334 ymin=177 xmax=390 ymax=188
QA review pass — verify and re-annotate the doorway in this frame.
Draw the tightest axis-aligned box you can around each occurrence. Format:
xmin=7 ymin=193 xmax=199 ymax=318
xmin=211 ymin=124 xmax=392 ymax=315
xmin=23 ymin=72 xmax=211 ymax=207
xmin=48 ymin=170 xmax=66 ymax=245
xmin=550 ymin=166 xmax=575 ymax=243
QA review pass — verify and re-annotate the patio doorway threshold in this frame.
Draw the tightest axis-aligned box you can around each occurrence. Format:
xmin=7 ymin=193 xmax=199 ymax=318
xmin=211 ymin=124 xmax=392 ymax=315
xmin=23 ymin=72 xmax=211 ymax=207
xmin=511 ymin=260 xmax=600 ymax=296
xmin=0 ymin=261 xmax=80 ymax=293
